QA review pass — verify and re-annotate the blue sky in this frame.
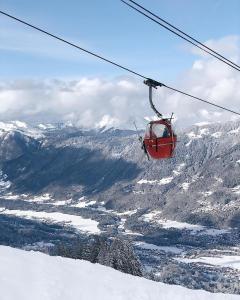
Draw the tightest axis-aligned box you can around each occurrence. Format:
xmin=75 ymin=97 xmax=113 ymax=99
xmin=1 ymin=0 xmax=239 ymax=82
xmin=0 ymin=0 xmax=240 ymax=128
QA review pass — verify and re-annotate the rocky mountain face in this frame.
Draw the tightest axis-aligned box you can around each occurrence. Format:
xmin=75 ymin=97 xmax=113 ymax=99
xmin=0 ymin=120 xmax=239 ymax=229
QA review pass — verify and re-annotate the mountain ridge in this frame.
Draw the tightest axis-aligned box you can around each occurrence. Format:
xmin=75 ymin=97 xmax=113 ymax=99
xmin=0 ymin=119 xmax=239 ymax=229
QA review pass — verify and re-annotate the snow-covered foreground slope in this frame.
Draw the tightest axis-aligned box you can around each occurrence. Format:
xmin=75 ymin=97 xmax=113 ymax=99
xmin=0 ymin=246 xmax=239 ymax=300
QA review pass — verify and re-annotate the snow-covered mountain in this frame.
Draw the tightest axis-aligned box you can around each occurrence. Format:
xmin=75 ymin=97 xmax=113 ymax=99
xmin=0 ymin=120 xmax=239 ymax=228
xmin=0 ymin=246 xmax=238 ymax=300
xmin=0 ymin=120 xmax=240 ymax=294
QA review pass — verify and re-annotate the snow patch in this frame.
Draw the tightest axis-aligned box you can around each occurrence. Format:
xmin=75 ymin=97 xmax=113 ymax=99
xmin=123 ymin=229 xmax=143 ymax=236
xmin=37 ymin=123 xmax=56 ymax=130
xmin=187 ymin=131 xmax=203 ymax=139
xmin=143 ymin=210 xmax=162 ymax=222
xmin=201 ymin=191 xmax=213 ymax=197
xmin=143 ymin=215 xmax=229 ymax=236
xmin=232 ymin=185 xmax=240 ymax=194
xmin=157 ymin=219 xmax=204 ymax=231
xmin=2 ymin=194 xmax=20 ymax=200
xmin=194 ymin=122 xmax=211 ymax=127
xmin=186 ymin=128 xmax=209 ymax=145
xmin=0 ymin=121 xmax=19 ymax=131
xmin=118 ymin=218 xmax=126 ymax=230
xmin=71 ymin=197 xmax=96 ymax=208
xmin=0 ymin=209 xmax=100 ymax=234
xmin=137 ymin=177 xmax=173 ymax=186
xmin=115 ymin=210 xmax=138 ymax=216
xmin=159 ymin=177 xmax=173 ymax=185
xmin=137 ymin=179 xmax=157 ymax=185
xmin=211 ymin=132 xmax=222 ymax=138
xmin=50 ymin=199 xmax=72 ymax=206
xmin=0 ymin=170 xmax=11 ymax=191
xmin=215 ymin=177 xmax=223 ymax=183
xmin=0 ymin=121 xmax=43 ymax=139
xmin=180 ymin=182 xmax=190 ymax=191
xmin=133 ymin=190 xmax=145 ymax=195
xmin=12 ymin=121 xmax=27 ymax=128
xmin=200 ymin=229 xmax=229 ymax=236
xmin=180 ymin=174 xmax=199 ymax=192
xmin=28 ymin=193 xmax=52 ymax=203
xmin=135 ymin=242 xmax=183 ymax=254
xmin=228 ymin=127 xmax=240 ymax=134
xmin=185 ymin=140 xmax=192 ymax=147
xmin=199 ymin=128 xmax=210 ymax=135
xmin=173 ymin=163 xmax=185 ymax=176
xmin=177 ymin=255 xmax=240 ymax=271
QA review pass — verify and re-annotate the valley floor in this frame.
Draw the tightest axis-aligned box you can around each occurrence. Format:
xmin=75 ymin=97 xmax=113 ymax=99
xmin=1 ymin=193 xmax=240 ymax=294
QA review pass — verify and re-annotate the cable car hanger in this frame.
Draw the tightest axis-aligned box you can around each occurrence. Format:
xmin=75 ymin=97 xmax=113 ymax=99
xmin=144 ymin=78 xmax=163 ymax=119
xmin=144 ymin=78 xmax=174 ymax=122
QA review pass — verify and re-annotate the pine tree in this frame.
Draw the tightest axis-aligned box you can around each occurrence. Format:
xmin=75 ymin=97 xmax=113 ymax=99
xmin=109 ymin=238 xmax=142 ymax=276
xmin=97 ymin=237 xmax=142 ymax=276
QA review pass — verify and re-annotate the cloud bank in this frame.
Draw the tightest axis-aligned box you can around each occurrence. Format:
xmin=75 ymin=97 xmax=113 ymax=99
xmin=0 ymin=36 xmax=239 ymax=129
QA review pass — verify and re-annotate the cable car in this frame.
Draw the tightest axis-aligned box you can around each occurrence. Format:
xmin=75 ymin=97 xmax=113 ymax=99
xmin=141 ymin=79 xmax=177 ymax=160
xmin=144 ymin=118 xmax=177 ymax=159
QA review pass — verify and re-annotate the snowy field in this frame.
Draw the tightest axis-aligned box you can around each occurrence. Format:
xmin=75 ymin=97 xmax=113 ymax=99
xmin=0 ymin=208 xmax=100 ymax=234
xmin=135 ymin=241 xmax=183 ymax=254
xmin=177 ymin=255 xmax=240 ymax=271
xmin=0 ymin=246 xmax=239 ymax=300
xmin=137 ymin=164 xmax=185 ymax=186
xmin=143 ymin=211 xmax=229 ymax=235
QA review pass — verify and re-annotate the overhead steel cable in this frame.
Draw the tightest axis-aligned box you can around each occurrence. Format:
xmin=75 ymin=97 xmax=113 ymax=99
xmin=164 ymin=85 xmax=240 ymax=116
xmin=121 ymin=0 xmax=240 ymax=72
xmin=125 ymin=0 xmax=240 ymax=71
xmin=0 ymin=10 xmax=240 ymax=116
xmin=0 ymin=10 xmax=145 ymax=80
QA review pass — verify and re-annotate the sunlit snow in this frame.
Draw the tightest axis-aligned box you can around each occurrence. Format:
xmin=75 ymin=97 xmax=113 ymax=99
xmin=135 ymin=242 xmax=183 ymax=254
xmin=137 ymin=177 xmax=173 ymax=185
xmin=143 ymin=210 xmax=162 ymax=222
xmin=177 ymin=255 xmax=240 ymax=271
xmin=211 ymin=132 xmax=222 ymax=138
xmin=0 ymin=209 xmax=100 ymax=234
xmin=172 ymin=163 xmax=186 ymax=176
xmin=232 ymin=185 xmax=240 ymax=194
xmin=180 ymin=182 xmax=190 ymax=191
xmin=143 ymin=213 xmax=229 ymax=236
xmin=194 ymin=122 xmax=211 ymax=127
xmin=201 ymin=191 xmax=213 ymax=197
xmin=1 ymin=246 xmax=238 ymax=300
xmin=50 ymin=199 xmax=72 ymax=206
xmin=71 ymin=197 xmax=96 ymax=208
xmin=228 ymin=127 xmax=240 ymax=134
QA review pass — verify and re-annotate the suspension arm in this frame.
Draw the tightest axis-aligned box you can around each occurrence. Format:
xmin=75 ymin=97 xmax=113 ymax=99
xmin=144 ymin=78 xmax=163 ymax=118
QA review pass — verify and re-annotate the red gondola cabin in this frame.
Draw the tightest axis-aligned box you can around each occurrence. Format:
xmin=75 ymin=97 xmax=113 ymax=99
xmin=144 ymin=119 xmax=177 ymax=159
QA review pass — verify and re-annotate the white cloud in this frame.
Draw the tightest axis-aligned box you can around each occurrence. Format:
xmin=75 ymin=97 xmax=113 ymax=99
xmin=0 ymin=36 xmax=239 ymax=129
xmin=190 ymin=35 xmax=240 ymax=59
xmin=0 ymin=77 xmax=150 ymax=129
